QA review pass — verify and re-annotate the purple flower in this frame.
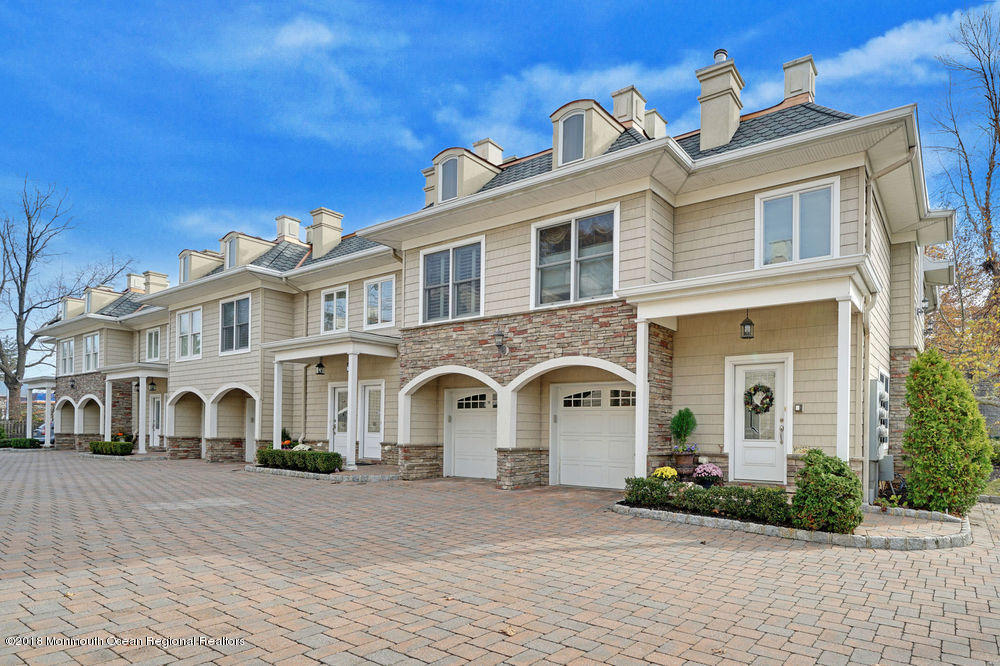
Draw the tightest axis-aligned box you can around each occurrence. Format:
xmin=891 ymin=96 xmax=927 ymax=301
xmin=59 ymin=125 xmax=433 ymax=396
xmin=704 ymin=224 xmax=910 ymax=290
xmin=693 ymin=463 xmax=723 ymax=479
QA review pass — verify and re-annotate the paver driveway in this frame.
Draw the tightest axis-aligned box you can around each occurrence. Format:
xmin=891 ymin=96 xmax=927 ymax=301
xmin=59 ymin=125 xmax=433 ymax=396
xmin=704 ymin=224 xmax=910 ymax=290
xmin=1 ymin=452 xmax=999 ymax=665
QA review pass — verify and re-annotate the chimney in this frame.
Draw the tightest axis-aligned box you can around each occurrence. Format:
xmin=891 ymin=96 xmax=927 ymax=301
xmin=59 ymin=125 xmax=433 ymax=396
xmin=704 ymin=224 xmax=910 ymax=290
xmin=783 ymin=55 xmax=817 ymax=103
xmin=696 ymin=48 xmax=745 ymax=151
xmin=611 ymin=85 xmax=647 ymax=131
xmin=472 ymin=138 xmax=503 ymax=166
xmin=126 ymin=273 xmax=145 ymax=292
xmin=143 ymin=271 xmax=169 ymax=294
xmin=308 ymin=207 xmax=344 ymax=259
xmin=275 ymin=215 xmax=302 ymax=243
xmin=644 ymin=109 xmax=667 ymax=139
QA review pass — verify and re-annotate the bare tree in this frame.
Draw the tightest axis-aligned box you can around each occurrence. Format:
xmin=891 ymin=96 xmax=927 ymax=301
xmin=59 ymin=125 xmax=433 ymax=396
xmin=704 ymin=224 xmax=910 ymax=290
xmin=931 ymin=8 xmax=1000 ymax=424
xmin=0 ymin=178 xmax=131 ymax=423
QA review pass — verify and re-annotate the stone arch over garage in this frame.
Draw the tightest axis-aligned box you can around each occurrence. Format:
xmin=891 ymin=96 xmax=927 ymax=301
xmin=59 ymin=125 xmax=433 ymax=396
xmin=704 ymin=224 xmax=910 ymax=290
xmin=165 ymin=387 xmax=207 ymax=459
xmin=207 ymin=383 xmax=260 ymax=463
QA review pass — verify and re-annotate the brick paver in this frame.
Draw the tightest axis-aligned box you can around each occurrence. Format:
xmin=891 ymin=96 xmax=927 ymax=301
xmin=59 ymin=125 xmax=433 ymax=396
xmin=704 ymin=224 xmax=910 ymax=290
xmin=1 ymin=451 xmax=999 ymax=664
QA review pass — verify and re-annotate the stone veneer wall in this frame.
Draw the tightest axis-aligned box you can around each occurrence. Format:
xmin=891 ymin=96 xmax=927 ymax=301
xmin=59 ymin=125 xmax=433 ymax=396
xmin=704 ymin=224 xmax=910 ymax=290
xmin=497 ymin=448 xmax=549 ymax=490
xmin=889 ymin=346 xmax=918 ymax=476
xmin=108 ymin=379 xmax=134 ymax=438
xmin=381 ymin=442 xmax=398 ymax=466
xmin=54 ymin=434 xmax=75 ymax=450
xmin=52 ymin=372 xmax=134 ymax=437
xmin=205 ymin=437 xmax=244 ymax=463
xmin=74 ymin=433 xmax=102 ymax=452
xmin=400 ymin=301 xmax=639 ymax=387
xmin=398 ymin=444 xmax=443 ymax=480
xmin=648 ymin=323 xmax=674 ymax=451
xmin=166 ymin=436 xmax=202 ymax=460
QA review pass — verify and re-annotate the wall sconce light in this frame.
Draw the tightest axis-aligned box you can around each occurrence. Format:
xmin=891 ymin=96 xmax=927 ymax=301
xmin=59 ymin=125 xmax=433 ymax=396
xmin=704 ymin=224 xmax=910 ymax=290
xmin=148 ymin=379 xmax=157 ymax=392
xmin=69 ymin=378 xmax=76 ymax=390
xmin=916 ymin=297 xmax=930 ymax=315
xmin=493 ymin=327 xmax=508 ymax=356
xmin=315 ymin=359 xmax=325 ymax=376
xmin=740 ymin=309 xmax=755 ymax=340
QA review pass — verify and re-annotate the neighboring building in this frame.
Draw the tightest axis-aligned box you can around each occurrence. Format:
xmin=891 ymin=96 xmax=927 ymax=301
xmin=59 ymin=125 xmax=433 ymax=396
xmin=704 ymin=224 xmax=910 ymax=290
xmin=32 ymin=50 xmax=951 ymax=500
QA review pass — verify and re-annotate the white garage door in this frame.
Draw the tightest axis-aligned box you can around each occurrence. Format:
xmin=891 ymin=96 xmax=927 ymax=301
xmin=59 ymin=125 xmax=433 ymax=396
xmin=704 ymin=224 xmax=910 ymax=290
xmin=446 ymin=390 xmax=497 ymax=479
xmin=554 ymin=384 xmax=635 ymax=489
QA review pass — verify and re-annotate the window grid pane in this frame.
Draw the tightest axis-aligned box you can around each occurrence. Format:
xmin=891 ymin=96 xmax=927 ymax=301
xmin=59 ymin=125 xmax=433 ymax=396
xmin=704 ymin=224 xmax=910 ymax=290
xmin=562 ymin=114 xmax=584 ymax=163
xmin=366 ymin=282 xmax=379 ymax=325
xmin=763 ymin=195 xmax=793 ymax=265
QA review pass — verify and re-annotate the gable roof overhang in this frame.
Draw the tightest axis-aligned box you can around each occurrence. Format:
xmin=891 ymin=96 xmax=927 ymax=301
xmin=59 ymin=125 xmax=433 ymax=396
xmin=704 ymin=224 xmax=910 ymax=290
xmin=361 ymin=104 xmax=951 ymax=250
xmin=261 ymin=330 xmax=399 ymax=364
xmin=138 ymin=265 xmax=297 ymax=310
xmin=34 ymin=313 xmax=130 ymax=341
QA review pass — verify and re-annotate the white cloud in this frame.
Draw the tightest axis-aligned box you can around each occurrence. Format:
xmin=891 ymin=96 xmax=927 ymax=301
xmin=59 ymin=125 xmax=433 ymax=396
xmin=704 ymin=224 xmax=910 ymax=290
xmin=273 ymin=16 xmax=339 ymax=51
xmin=168 ymin=207 xmax=276 ymax=241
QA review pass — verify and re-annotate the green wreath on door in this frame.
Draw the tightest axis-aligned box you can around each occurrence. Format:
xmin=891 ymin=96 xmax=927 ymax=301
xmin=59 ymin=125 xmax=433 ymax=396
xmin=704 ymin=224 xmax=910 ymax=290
xmin=743 ymin=384 xmax=774 ymax=415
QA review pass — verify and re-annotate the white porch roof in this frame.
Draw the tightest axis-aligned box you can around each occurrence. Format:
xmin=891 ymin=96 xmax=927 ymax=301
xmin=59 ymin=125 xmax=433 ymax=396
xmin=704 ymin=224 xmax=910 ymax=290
xmin=261 ymin=330 xmax=399 ymax=363
xmin=23 ymin=375 xmax=56 ymax=389
xmin=102 ymin=362 xmax=169 ymax=381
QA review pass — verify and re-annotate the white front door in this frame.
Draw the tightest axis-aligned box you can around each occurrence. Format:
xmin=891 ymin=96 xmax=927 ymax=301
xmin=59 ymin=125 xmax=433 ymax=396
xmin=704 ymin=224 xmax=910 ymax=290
xmin=362 ymin=384 xmax=383 ymax=460
xmin=329 ymin=386 xmax=350 ymax=457
xmin=244 ymin=398 xmax=256 ymax=463
xmin=148 ymin=395 xmax=162 ymax=448
xmin=445 ymin=389 xmax=497 ymax=479
xmin=733 ymin=363 xmax=786 ymax=483
xmin=552 ymin=384 xmax=635 ymax=489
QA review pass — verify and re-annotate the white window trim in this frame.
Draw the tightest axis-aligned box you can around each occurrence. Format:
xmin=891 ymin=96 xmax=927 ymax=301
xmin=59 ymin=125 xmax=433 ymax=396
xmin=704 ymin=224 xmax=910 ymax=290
xmin=84 ymin=292 xmax=92 ymax=313
xmin=59 ymin=339 xmax=74 ymax=376
xmin=175 ymin=306 xmax=202 ymax=362
xmin=438 ymin=157 xmax=459 ymax=203
xmin=218 ymin=293 xmax=252 ymax=356
xmin=320 ymin=284 xmax=350 ymax=334
xmin=530 ymin=203 xmax=620 ymax=310
xmin=179 ymin=254 xmax=190 ymax=283
xmin=557 ymin=111 xmax=586 ymax=166
xmin=418 ymin=235 xmax=486 ymax=325
xmin=83 ymin=333 xmax=100 ymax=372
xmin=224 ymin=238 xmax=238 ymax=269
xmin=363 ymin=275 xmax=396 ymax=330
xmin=754 ymin=176 xmax=840 ymax=270
xmin=145 ymin=328 xmax=161 ymax=362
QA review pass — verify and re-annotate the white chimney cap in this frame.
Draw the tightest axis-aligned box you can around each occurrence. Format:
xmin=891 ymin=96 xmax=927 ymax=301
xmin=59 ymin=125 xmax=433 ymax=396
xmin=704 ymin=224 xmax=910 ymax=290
xmin=714 ymin=48 xmax=729 ymax=63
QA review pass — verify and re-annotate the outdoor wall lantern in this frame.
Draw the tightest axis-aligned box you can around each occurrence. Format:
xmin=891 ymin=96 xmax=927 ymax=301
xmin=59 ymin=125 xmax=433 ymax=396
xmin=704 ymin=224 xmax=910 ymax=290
xmin=69 ymin=378 xmax=76 ymax=390
xmin=148 ymin=379 xmax=157 ymax=392
xmin=493 ymin=327 xmax=508 ymax=356
xmin=740 ymin=310 xmax=755 ymax=340
xmin=315 ymin=358 xmax=325 ymax=376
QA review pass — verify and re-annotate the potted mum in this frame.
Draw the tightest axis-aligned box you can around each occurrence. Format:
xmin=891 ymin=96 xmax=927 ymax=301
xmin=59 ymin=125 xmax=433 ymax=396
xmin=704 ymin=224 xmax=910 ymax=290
xmin=692 ymin=463 xmax=724 ymax=488
xmin=670 ymin=408 xmax=698 ymax=475
xmin=650 ymin=465 xmax=678 ymax=482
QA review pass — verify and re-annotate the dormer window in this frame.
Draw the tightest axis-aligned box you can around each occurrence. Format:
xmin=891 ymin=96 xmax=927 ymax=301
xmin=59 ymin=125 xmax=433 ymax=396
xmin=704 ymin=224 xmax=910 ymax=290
xmin=560 ymin=113 xmax=585 ymax=165
xmin=224 ymin=238 xmax=237 ymax=269
xmin=84 ymin=292 xmax=92 ymax=313
xmin=180 ymin=255 xmax=190 ymax=283
xmin=440 ymin=158 xmax=458 ymax=202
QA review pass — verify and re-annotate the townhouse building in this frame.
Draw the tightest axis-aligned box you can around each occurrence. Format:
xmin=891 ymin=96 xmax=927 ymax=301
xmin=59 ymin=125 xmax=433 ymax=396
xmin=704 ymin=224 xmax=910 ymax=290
xmin=35 ymin=50 xmax=952 ymax=501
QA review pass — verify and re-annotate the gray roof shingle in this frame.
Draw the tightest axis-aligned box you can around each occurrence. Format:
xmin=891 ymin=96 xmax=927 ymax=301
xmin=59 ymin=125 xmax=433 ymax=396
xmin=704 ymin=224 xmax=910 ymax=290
xmin=604 ymin=127 xmax=648 ymax=154
xmin=299 ymin=234 xmax=383 ymax=267
xmin=251 ymin=241 xmax=310 ymax=272
xmin=96 ymin=292 xmax=144 ymax=317
xmin=676 ymin=103 xmax=855 ymax=160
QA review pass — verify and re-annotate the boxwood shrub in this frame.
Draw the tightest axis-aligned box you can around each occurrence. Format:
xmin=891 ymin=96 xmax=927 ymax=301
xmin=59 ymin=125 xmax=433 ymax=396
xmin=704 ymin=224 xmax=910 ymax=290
xmin=902 ymin=349 xmax=992 ymax=515
xmin=1 ymin=438 xmax=41 ymax=449
xmin=623 ymin=477 xmax=792 ymax=526
xmin=256 ymin=448 xmax=343 ymax=474
xmin=89 ymin=441 xmax=134 ymax=456
xmin=790 ymin=449 xmax=862 ymax=534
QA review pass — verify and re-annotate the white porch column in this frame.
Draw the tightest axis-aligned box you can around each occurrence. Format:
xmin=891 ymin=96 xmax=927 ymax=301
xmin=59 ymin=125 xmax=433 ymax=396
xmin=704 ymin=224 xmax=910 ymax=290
xmin=137 ymin=376 xmax=148 ymax=454
xmin=635 ymin=319 xmax=650 ymax=477
xmin=272 ymin=361 xmax=283 ymax=450
xmin=496 ymin=389 xmax=515 ymax=449
xmin=398 ymin=391 xmax=411 ymax=445
xmin=345 ymin=353 xmax=359 ymax=470
xmin=25 ymin=388 xmax=33 ymax=440
xmin=836 ymin=298 xmax=852 ymax=462
xmin=43 ymin=388 xmax=52 ymax=447
xmin=104 ymin=379 xmax=113 ymax=440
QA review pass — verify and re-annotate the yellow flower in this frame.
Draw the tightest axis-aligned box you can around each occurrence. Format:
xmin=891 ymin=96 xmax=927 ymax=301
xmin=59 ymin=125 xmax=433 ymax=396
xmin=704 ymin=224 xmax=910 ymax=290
xmin=651 ymin=466 xmax=678 ymax=480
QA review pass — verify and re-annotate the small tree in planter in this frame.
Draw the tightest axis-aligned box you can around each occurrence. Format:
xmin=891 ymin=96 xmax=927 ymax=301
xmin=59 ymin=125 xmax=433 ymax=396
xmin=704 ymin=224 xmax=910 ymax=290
xmin=670 ymin=408 xmax=698 ymax=474
xmin=903 ymin=349 xmax=991 ymax=515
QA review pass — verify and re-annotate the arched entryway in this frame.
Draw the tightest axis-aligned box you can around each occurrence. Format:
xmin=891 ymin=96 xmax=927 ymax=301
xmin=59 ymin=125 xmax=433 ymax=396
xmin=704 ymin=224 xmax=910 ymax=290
xmin=75 ymin=395 xmax=103 ymax=448
xmin=208 ymin=384 xmax=259 ymax=463
xmin=509 ymin=357 xmax=637 ymax=489
xmin=54 ymin=398 xmax=76 ymax=450
xmin=166 ymin=389 xmax=206 ymax=459
xmin=400 ymin=366 xmax=502 ymax=480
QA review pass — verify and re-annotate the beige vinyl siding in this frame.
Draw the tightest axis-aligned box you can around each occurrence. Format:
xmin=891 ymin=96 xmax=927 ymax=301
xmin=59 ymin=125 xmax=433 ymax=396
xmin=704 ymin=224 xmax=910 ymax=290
xmin=673 ymin=169 xmax=861 ymax=280
xmin=868 ymin=194 xmax=892 ymax=376
xmin=215 ymin=390 xmax=247 ymax=438
xmin=79 ymin=399 xmax=101 ymax=432
xmin=889 ymin=242 xmax=923 ymax=349
xmin=402 ymin=194 xmax=645 ymax=327
xmin=648 ymin=191 xmax=674 ymax=282
xmin=101 ymin=329 xmax=132 ymax=367
xmin=261 ymin=289 xmax=295 ymax=441
xmin=408 ymin=374 xmax=489 ymax=444
xmin=172 ymin=393 xmax=204 ymax=437
xmin=671 ymin=301 xmax=861 ymax=458
xmin=293 ymin=271 xmax=403 ymax=339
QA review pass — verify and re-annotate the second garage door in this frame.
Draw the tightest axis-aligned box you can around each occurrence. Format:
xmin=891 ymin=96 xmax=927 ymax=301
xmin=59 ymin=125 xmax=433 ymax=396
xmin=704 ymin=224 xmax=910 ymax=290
xmin=553 ymin=384 xmax=635 ymax=489
xmin=446 ymin=389 xmax=497 ymax=479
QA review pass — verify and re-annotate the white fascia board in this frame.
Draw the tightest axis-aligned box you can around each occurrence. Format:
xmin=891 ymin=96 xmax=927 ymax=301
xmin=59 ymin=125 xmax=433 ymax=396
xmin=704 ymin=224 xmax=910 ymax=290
xmin=137 ymin=265 xmax=288 ymax=306
xmin=280 ymin=245 xmax=395 ymax=278
xmin=33 ymin=313 xmax=124 ymax=338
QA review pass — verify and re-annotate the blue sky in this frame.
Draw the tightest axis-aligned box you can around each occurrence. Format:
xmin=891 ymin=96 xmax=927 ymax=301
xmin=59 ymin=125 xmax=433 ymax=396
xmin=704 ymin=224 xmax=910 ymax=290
xmin=0 ymin=0 xmax=985 ymax=290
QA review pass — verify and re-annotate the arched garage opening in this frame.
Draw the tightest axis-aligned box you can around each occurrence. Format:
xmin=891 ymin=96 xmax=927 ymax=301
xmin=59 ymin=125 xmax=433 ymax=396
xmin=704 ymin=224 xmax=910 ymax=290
xmin=208 ymin=385 xmax=259 ymax=463
xmin=166 ymin=390 xmax=206 ymax=459
xmin=76 ymin=395 xmax=103 ymax=440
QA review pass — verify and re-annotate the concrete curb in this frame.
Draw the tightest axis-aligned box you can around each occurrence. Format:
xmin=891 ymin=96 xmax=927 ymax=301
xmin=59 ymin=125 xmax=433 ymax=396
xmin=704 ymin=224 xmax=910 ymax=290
xmin=861 ymin=503 xmax=963 ymax=522
xmin=611 ymin=503 xmax=972 ymax=550
xmin=0 ymin=447 xmax=51 ymax=452
xmin=76 ymin=452 xmax=166 ymax=462
xmin=978 ymin=495 xmax=1000 ymax=504
xmin=244 ymin=465 xmax=399 ymax=483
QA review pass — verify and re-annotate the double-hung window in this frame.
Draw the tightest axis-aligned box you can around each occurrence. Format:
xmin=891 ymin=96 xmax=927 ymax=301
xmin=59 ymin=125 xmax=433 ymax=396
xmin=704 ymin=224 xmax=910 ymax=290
xmin=146 ymin=328 xmax=160 ymax=361
xmin=322 ymin=286 xmax=348 ymax=333
xmin=535 ymin=210 xmax=615 ymax=306
xmin=220 ymin=295 xmax=250 ymax=353
xmin=560 ymin=113 xmax=585 ymax=164
xmin=83 ymin=333 xmax=99 ymax=372
xmin=364 ymin=276 xmax=395 ymax=329
xmin=756 ymin=177 xmax=839 ymax=267
xmin=422 ymin=240 xmax=482 ymax=322
xmin=59 ymin=339 xmax=74 ymax=375
xmin=177 ymin=308 xmax=201 ymax=360
xmin=439 ymin=158 xmax=458 ymax=202
xmin=224 ymin=238 xmax=237 ymax=269
xmin=180 ymin=255 xmax=190 ymax=283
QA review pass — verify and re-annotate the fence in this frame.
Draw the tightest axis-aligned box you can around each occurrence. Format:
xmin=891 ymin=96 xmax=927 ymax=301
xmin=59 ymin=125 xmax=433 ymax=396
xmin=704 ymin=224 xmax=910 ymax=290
xmin=0 ymin=420 xmax=27 ymax=438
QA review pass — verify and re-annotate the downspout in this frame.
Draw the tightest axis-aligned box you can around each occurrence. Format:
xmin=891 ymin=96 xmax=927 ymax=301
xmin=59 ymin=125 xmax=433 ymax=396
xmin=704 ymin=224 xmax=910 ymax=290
xmin=860 ymin=170 xmax=875 ymax=501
